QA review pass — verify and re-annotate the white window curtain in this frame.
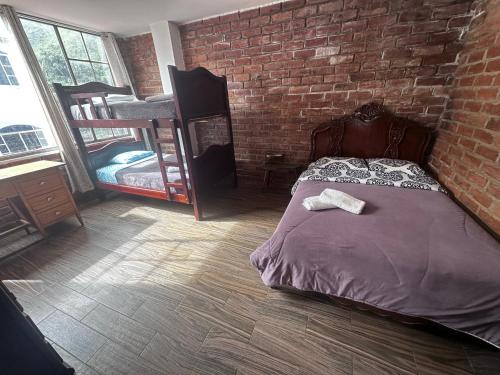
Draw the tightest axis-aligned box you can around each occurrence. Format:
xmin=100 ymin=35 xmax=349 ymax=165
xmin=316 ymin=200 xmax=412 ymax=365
xmin=0 ymin=5 xmax=93 ymax=193
xmin=101 ymin=32 xmax=135 ymax=92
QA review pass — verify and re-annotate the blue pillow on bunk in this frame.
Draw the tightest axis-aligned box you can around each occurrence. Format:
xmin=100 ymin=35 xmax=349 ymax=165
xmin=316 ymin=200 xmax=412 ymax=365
xmin=109 ymin=150 xmax=154 ymax=164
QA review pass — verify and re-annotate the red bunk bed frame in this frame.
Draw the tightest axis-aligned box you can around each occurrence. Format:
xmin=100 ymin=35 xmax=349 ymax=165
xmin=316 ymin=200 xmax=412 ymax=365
xmin=53 ymin=66 xmax=237 ymax=220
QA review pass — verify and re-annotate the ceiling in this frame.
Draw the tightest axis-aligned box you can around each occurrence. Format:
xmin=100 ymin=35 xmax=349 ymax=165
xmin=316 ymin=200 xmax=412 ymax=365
xmin=5 ymin=0 xmax=279 ymax=36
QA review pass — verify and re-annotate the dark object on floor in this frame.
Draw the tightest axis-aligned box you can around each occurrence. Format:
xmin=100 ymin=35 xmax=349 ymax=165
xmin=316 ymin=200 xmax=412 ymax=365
xmin=263 ymin=154 xmax=302 ymax=187
xmin=0 ymin=281 xmax=74 ymax=375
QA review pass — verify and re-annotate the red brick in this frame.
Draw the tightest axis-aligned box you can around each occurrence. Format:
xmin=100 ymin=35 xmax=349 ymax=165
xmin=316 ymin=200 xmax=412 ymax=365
xmin=119 ymin=0 xmax=499 ymax=232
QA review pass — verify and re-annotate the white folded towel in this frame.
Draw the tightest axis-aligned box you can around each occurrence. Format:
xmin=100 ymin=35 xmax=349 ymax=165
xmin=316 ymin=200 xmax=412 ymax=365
xmin=302 ymin=196 xmax=337 ymax=211
xmin=320 ymin=188 xmax=365 ymax=215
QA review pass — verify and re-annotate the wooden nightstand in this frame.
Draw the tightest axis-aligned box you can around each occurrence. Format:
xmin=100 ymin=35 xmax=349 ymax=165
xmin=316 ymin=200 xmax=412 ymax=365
xmin=263 ymin=162 xmax=303 ymax=187
xmin=0 ymin=161 xmax=83 ymax=237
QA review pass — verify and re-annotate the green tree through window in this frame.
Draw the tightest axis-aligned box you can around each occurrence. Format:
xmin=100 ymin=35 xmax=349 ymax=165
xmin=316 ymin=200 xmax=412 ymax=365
xmin=21 ymin=18 xmax=130 ymax=143
xmin=21 ymin=18 xmax=114 ymax=86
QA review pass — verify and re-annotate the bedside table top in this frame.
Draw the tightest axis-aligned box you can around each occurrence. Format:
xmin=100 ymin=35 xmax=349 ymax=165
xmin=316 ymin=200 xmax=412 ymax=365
xmin=0 ymin=160 xmax=65 ymax=182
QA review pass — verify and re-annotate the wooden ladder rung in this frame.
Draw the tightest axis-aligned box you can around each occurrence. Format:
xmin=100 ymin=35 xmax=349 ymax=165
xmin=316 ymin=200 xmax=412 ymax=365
xmin=166 ymin=182 xmax=185 ymax=189
xmin=155 ymin=137 xmax=175 ymax=144
xmin=159 ymin=161 xmax=179 ymax=167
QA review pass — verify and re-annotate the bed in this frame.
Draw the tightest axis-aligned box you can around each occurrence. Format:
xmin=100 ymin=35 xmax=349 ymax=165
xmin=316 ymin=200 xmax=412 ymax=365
xmin=250 ymin=103 xmax=500 ymax=348
xmin=54 ymin=66 xmax=237 ymax=220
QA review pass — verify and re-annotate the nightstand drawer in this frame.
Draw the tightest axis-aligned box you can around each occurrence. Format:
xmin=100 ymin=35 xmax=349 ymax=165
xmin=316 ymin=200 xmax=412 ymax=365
xmin=37 ymin=202 xmax=75 ymax=227
xmin=18 ymin=170 xmax=62 ymax=197
xmin=27 ymin=188 xmax=71 ymax=213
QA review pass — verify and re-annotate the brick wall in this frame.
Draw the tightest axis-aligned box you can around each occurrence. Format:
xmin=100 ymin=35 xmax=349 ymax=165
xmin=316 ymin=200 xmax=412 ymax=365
xmin=429 ymin=0 xmax=499 ymax=234
xmin=117 ymin=33 xmax=163 ymax=98
xmin=179 ymin=0 xmax=474 ymax=179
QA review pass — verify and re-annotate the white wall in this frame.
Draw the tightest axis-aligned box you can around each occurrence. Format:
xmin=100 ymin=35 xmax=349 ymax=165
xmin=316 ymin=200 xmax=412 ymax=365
xmin=150 ymin=20 xmax=185 ymax=94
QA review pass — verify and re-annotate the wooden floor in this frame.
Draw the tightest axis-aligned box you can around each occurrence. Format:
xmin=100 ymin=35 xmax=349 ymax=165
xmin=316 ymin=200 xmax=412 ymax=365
xmin=0 ymin=188 xmax=498 ymax=375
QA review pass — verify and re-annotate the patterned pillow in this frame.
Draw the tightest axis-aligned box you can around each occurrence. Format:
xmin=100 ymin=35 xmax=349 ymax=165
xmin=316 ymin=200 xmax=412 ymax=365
xmin=366 ymin=158 xmax=426 ymax=176
xmin=309 ymin=157 xmax=368 ymax=171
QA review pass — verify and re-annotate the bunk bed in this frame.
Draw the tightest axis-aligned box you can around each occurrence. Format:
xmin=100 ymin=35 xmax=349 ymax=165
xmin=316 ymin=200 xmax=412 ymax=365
xmin=53 ymin=66 xmax=237 ymax=220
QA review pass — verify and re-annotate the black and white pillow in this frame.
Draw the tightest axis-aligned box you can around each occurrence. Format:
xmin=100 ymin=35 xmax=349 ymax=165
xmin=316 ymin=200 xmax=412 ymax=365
xmin=293 ymin=157 xmax=445 ymax=194
xmin=367 ymin=158 xmax=426 ymax=176
xmin=309 ymin=157 xmax=368 ymax=171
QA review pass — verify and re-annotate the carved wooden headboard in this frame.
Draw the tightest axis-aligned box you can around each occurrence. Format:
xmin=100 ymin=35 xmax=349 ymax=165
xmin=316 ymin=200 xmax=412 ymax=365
xmin=310 ymin=103 xmax=435 ymax=166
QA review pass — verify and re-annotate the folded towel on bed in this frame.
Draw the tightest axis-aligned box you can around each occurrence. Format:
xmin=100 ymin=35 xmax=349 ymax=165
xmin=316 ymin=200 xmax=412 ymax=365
xmin=302 ymin=196 xmax=337 ymax=211
xmin=145 ymin=94 xmax=174 ymax=103
xmin=320 ymin=188 xmax=365 ymax=215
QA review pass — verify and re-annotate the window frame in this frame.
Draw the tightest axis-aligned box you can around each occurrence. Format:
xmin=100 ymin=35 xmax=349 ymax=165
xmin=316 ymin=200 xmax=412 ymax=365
xmin=20 ymin=15 xmax=133 ymax=145
xmin=20 ymin=16 xmax=115 ymax=87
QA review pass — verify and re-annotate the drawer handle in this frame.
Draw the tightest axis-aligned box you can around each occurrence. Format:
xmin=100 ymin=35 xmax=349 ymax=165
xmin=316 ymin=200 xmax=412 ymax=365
xmin=39 ymin=181 xmax=46 ymax=186
xmin=55 ymin=211 xmax=61 ymax=216
xmin=47 ymin=196 xmax=53 ymax=202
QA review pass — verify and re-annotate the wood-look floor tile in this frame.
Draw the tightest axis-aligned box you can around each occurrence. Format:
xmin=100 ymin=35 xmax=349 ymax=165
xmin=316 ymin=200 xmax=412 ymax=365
xmin=255 ymin=297 xmax=309 ymax=335
xmin=40 ymin=283 xmax=98 ymax=320
xmin=351 ymin=310 xmax=465 ymax=355
xmin=38 ymin=310 xmax=107 ymax=362
xmin=224 ymin=290 xmax=268 ymax=321
xmin=177 ymin=294 xmax=256 ymax=340
xmin=306 ymin=317 xmax=417 ymax=374
xmin=17 ymin=294 xmax=56 ymax=324
xmin=87 ymin=341 xmax=163 ymax=375
xmin=353 ymin=355 xmax=414 ymax=375
xmin=1 ymin=190 xmax=495 ymax=375
xmin=82 ymin=304 xmax=155 ymax=356
xmin=2 ymin=279 xmax=46 ymax=299
xmin=52 ymin=342 xmax=101 ymax=375
xmin=251 ymin=321 xmax=352 ymax=375
xmin=201 ymin=328 xmax=300 ymax=375
xmin=140 ymin=332 xmax=237 ymax=375
xmin=414 ymin=353 xmax=474 ymax=375
xmin=267 ymin=288 xmax=351 ymax=322
xmin=132 ymin=300 xmax=209 ymax=352
xmin=123 ymin=273 xmax=186 ymax=307
xmin=82 ymin=283 xmax=145 ymax=317
xmin=466 ymin=348 xmax=500 ymax=375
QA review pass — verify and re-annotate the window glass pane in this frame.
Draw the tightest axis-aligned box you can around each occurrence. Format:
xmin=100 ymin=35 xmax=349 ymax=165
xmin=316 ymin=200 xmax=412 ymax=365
xmin=79 ymin=128 xmax=95 ymax=142
xmin=21 ymin=19 xmax=73 ymax=85
xmin=3 ymin=134 xmax=26 ymax=153
xmin=92 ymin=63 xmax=113 ymax=85
xmin=94 ymin=128 xmax=114 ymax=140
xmin=112 ymin=128 xmax=130 ymax=137
xmin=8 ymin=75 xmax=18 ymax=85
xmin=21 ymin=132 xmax=42 ymax=150
xmin=0 ymin=66 xmax=8 ymax=85
xmin=83 ymin=34 xmax=107 ymax=62
xmin=59 ymin=28 xmax=88 ymax=60
xmin=70 ymin=60 xmax=95 ymax=84
xmin=35 ymin=130 xmax=49 ymax=147
xmin=1 ymin=19 xmax=57 ymax=158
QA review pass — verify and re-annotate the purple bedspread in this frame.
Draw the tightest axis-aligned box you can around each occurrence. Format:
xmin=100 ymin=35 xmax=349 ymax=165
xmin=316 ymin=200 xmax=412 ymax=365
xmin=250 ymin=181 xmax=500 ymax=347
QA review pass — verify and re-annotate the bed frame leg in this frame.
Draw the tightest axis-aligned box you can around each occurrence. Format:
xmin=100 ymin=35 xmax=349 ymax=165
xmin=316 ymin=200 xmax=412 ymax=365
xmin=193 ymin=200 xmax=202 ymax=221
xmin=96 ymin=189 xmax=107 ymax=202
xmin=233 ymin=171 xmax=238 ymax=188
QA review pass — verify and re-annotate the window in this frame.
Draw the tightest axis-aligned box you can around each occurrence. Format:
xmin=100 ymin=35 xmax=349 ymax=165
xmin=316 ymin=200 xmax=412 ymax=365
xmin=0 ymin=19 xmax=56 ymax=159
xmin=0 ymin=51 xmax=19 ymax=85
xmin=21 ymin=18 xmax=114 ymax=86
xmin=0 ymin=124 xmax=49 ymax=155
xmin=20 ymin=17 xmax=131 ymax=144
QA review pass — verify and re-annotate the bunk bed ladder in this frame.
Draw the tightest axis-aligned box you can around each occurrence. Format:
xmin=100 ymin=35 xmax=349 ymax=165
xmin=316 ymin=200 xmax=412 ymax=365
xmin=151 ymin=119 xmax=191 ymax=203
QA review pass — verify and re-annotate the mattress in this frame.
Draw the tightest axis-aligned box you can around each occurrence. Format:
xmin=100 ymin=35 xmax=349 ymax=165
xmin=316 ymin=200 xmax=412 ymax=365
xmin=250 ymin=158 xmax=500 ymax=348
xmin=96 ymin=154 xmax=189 ymax=192
xmin=70 ymin=99 xmax=177 ymax=120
